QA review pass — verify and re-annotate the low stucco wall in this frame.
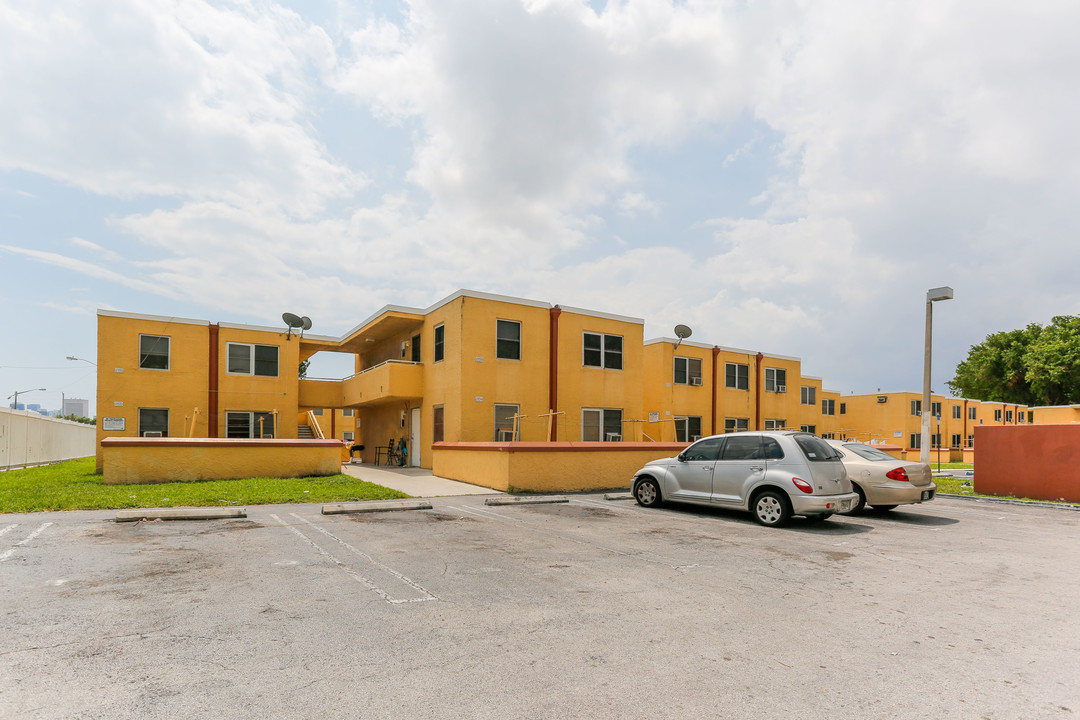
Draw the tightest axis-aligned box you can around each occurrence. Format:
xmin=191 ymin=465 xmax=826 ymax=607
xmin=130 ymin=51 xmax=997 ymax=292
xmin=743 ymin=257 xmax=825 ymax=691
xmin=102 ymin=437 xmax=343 ymax=485
xmin=1 ymin=408 xmax=96 ymax=470
xmin=432 ymin=442 xmax=688 ymax=492
xmin=975 ymin=425 xmax=1080 ymax=502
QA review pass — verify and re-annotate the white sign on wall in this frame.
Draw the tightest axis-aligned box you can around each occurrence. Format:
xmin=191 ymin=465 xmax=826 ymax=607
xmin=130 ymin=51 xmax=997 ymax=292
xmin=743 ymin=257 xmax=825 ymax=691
xmin=102 ymin=417 xmax=126 ymax=431
xmin=648 ymin=412 xmax=660 ymax=423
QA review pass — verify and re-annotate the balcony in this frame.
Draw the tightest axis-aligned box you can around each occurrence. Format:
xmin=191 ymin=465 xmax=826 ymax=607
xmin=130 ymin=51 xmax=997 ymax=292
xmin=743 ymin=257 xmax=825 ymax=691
xmin=299 ymin=360 xmax=423 ymax=409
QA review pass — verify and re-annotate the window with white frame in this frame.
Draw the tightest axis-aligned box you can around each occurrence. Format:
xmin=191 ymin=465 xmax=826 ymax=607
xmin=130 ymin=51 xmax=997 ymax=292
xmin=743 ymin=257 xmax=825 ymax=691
xmin=822 ymin=399 xmax=835 ymax=415
xmin=138 ymin=408 xmax=169 ymax=437
xmin=801 ymin=386 xmax=816 ymax=405
xmin=342 ymin=409 xmax=354 ymax=417
xmin=725 ymin=362 xmax=749 ymax=390
xmin=724 ymin=417 xmax=749 ymax=433
xmin=139 ymin=335 xmax=170 ymax=370
xmin=494 ymin=404 xmax=520 ymax=441
xmin=764 ymin=368 xmax=786 ymax=392
xmin=968 ymin=406 xmax=977 ymax=420
xmin=952 ymin=405 xmax=962 ymax=419
xmin=674 ymin=416 xmax=702 ymax=442
xmin=800 ymin=424 xmax=816 ymax=434
xmin=433 ymin=324 xmax=445 ymax=363
xmin=1020 ymin=412 xmax=1027 ymax=423
xmin=911 ymin=399 xmax=922 ymax=416
xmin=674 ymin=357 xmax=703 ymax=385
xmin=931 ymin=433 xmax=941 ymax=448
xmin=583 ymin=332 xmax=622 ymax=369
xmin=343 ymin=431 xmax=354 ymax=443
xmin=910 ymin=433 xmax=921 ymax=449
xmin=839 ymin=402 xmax=847 ymax=415
xmin=994 ymin=409 xmax=1002 ymax=421
xmin=1005 ymin=410 xmax=1013 ymax=422
xmin=764 ymin=419 xmax=786 ymax=430
xmin=583 ymin=408 xmax=623 ymax=441
xmin=225 ymin=411 xmax=275 ymax=438
xmin=227 ymin=343 xmax=279 ymax=376
xmin=312 ymin=408 xmax=323 ymax=416
xmin=966 ymin=434 xmax=974 ymax=447
xmin=496 ymin=320 xmax=521 ymax=360
xmin=931 ymin=401 xmax=942 ymax=417
xmin=951 ymin=433 xmax=961 ymax=448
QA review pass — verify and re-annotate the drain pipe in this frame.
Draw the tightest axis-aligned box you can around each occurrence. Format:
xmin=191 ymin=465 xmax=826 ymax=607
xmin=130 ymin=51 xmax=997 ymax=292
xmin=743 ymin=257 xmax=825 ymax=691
xmin=711 ymin=347 xmax=720 ymax=435
xmin=754 ymin=352 xmax=763 ymax=430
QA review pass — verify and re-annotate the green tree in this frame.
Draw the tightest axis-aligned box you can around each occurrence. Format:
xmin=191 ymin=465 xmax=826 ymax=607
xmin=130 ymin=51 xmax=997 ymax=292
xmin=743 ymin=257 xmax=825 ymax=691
xmin=948 ymin=316 xmax=1080 ymax=405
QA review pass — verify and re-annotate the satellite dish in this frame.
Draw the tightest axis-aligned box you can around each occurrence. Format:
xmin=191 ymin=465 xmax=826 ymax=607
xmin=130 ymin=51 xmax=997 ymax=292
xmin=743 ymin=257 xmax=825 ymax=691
xmin=300 ymin=316 xmax=312 ymax=331
xmin=282 ymin=312 xmax=303 ymax=328
xmin=674 ymin=324 xmax=693 ymax=340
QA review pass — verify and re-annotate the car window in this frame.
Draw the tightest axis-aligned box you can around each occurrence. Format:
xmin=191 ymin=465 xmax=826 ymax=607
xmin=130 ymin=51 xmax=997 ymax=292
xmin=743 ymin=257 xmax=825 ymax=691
xmin=682 ymin=437 xmax=723 ymax=461
xmin=841 ymin=443 xmax=897 ymax=461
xmin=761 ymin=437 xmax=784 ymax=460
xmin=721 ymin=435 xmax=762 ymax=461
xmin=793 ymin=434 xmax=841 ymax=462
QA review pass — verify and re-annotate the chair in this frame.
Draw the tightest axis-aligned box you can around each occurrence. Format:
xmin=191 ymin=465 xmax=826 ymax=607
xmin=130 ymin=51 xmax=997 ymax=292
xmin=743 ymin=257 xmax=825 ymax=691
xmin=376 ymin=440 xmax=398 ymax=466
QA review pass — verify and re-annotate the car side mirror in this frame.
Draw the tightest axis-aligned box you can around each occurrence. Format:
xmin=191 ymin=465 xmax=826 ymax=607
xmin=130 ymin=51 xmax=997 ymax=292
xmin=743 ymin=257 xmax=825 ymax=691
xmin=676 ymin=452 xmax=687 ymax=462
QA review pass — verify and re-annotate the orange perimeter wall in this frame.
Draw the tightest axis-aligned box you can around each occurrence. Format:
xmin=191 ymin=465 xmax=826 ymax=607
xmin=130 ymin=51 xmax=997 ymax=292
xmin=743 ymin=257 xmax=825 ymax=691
xmin=974 ymin=425 xmax=1080 ymax=502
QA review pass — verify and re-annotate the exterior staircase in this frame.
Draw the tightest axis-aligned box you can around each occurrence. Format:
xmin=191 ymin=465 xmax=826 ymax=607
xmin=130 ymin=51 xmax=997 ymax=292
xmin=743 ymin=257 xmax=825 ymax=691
xmin=297 ymin=424 xmax=315 ymax=439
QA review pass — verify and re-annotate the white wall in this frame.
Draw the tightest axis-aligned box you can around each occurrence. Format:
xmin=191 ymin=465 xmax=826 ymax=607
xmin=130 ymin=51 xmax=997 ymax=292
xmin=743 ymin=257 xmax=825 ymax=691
xmin=0 ymin=407 xmax=96 ymax=470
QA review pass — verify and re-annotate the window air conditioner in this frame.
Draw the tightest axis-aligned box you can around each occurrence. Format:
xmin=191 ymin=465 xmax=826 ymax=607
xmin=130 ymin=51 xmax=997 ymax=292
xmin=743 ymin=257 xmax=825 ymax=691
xmin=877 ymin=396 xmax=888 ymax=403
xmin=690 ymin=435 xmax=701 ymax=441
xmin=605 ymin=433 xmax=622 ymax=442
xmin=776 ymin=385 xmax=786 ymax=393
xmin=690 ymin=377 xmax=703 ymax=386
xmin=497 ymin=429 xmax=515 ymax=442
xmin=142 ymin=431 xmax=163 ymax=437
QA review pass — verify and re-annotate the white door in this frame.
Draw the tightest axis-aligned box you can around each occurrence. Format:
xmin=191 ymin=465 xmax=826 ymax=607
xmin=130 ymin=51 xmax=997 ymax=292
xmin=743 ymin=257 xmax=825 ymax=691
xmin=410 ymin=407 xmax=421 ymax=467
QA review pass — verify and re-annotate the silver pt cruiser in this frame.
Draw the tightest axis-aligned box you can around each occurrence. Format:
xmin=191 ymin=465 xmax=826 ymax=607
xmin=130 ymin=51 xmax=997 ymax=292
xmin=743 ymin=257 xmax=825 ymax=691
xmin=631 ymin=431 xmax=858 ymax=527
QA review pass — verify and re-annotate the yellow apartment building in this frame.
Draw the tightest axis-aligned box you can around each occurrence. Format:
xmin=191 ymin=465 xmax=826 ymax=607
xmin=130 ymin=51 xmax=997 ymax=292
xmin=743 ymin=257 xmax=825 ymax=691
xmin=98 ymin=289 xmax=1046 ymax=473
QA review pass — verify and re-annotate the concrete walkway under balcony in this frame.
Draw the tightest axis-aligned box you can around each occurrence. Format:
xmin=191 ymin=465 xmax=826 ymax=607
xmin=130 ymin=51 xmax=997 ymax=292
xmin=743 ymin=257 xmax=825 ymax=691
xmin=340 ymin=462 xmax=502 ymax=498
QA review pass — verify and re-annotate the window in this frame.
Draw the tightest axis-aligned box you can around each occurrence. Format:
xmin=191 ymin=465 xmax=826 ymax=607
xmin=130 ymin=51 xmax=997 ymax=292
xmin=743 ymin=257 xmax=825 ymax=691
xmin=433 ymin=406 xmax=444 ymax=443
xmin=764 ymin=419 xmax=786 ymax=430
xmin=411 ymin=333 xmax=421 ymax=363
xmin=138 ymin=408 xmax=169 ymax=437
xmin=433 ymin=324 xmax=445 ymax=363
xmin=909 ymin=433 xmax=921 ymax=449
xmin=994 ymin=409 xmax=1002 ymax=421
xmin=494 ymin=404 xmax=520 ymax=441
xmin=1005 ymin=410 xmax=1013 ymax=422
xmin=764 ymin=368 xmax=786 ymax=392
xmin=821 ymin=432 xmax=836 ymax=440
xmin=951 ymin=433 xmax=962 ymax=448
xmin=583 ymin=408 xmax=623 ymax=441
xmin=674 ymin=416 xmax=702 ymax=443
xmin=801 ymin=386 xmax=816 ymax=405
xmin=930 ymin=401 xmax=941 ymax=417
xmin=911 ymin=399 xmax=922 ymax=416
xmin=966 ymin=434 xmax=974 ymax=447
xmin=227 ymin=343 xmax=279 ymax=376
xmin=1021 ymin=412 xmax=1028 ymax=424
xmin=931 ymin=433 xmax=941 ymax=449
xmin=800 ymin=424 xmax=816 ymax=434
xmin=724 ymin=417 xmax=749 ymax=433
xmin=682 ymin=437 xmax=723 ymax=461
xmin=839 ymin=402 xmax=847 ymax=415
xmin=793 ymin=435 xmax=839 ymax=461
xmin=822 ymin=399 xmax=835 ymax=415
xmin=674 ymin=357 xmax=703 ymax=385
xmin=342 ymin=409 xmax=354 ymax=417
xmin=343 ymin=431 xmax=354 ymax=443
xmin=968 ymin=406 xmax=977 ymax=420
xmin=225 ymin=411 xmax=275 ymax=438
xmin=139 ymin=335 xmax=170 ymax=370
xmin=312 ymin=408 xmax=323 ymax=416
xmin=583 ymin=332 xmax=622 ymax=369
xmin=722 ymin=435 xmax=763 ymax=460
xmin=496 ymin=320 xmax=520 ymax=360
xmin=952 ymin=405 xmax=962 ymax=419
xmin=725 ymin=362 xmax=749 ymax=390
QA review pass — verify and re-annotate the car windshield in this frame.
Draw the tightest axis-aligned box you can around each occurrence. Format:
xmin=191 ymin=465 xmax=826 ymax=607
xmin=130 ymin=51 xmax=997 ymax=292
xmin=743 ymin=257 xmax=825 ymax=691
xmin=793 ymin=434 xmax=841 ymax=462
xmin=841 ymin=443 xmax=897 ymax=461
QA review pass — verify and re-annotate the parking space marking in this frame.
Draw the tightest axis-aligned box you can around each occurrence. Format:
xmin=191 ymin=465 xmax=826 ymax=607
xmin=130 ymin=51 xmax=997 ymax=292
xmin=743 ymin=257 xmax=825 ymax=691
xmin=0 ymin=523 xmax=18 ymax=538
xmin=445 ymin=504 xmax=695 ymax=571
xmin=270 ymin=513 xmax=436 ymax=605
xmin=0 ymin=522 xmax=53 ymax=563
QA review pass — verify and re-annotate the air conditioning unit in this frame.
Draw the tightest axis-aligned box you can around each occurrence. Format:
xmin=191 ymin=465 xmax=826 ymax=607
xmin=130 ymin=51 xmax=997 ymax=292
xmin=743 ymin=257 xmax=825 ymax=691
xmin=605 ymin=433 xmax=622 ymax=442
xmin=877 ymin=396 xmax=888 ymax=403
xmin=497 ymin=429 xmax=515 ymax=442
xmin=690 ymin=435 xmax=701 ymax=442
xmin=776 ymin=385 xmax=786 ymax=393
xmin=142 ymin=431 xmax=163 ymax=437
xmin=690 ymin=377 xmax=703 ymax=386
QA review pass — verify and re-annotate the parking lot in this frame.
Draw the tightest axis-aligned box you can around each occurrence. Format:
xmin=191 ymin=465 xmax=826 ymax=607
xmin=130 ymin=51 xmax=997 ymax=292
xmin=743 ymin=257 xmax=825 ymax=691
xmin=2 ymin=495 xmax=1078 ymax=719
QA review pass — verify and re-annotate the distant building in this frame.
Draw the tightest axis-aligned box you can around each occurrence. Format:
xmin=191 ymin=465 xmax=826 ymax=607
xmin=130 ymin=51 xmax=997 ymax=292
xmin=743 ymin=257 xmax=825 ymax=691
xmin=63 ymin=398 xmax=90 ymax=417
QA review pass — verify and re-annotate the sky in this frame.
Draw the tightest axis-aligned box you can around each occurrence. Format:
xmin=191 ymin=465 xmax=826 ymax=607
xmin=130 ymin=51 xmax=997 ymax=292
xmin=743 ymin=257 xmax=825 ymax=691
xmin=2 ymin=0 xmax=1079 ymax=415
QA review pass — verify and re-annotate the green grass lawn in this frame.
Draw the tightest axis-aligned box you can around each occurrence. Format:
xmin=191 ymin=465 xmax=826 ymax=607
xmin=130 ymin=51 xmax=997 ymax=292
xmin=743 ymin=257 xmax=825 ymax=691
xmin=932 ymin=473 xmax=1078 ymax=505
xmin=0 ymin=458 xmax=410 ymax=513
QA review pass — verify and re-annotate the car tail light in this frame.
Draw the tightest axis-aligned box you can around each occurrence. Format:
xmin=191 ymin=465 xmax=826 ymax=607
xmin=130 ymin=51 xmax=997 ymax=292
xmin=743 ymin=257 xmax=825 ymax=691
xmin=792 ymin=477 xmax=814 ymax=494
xmin=886 ymin=467 xmax=910 ymax=482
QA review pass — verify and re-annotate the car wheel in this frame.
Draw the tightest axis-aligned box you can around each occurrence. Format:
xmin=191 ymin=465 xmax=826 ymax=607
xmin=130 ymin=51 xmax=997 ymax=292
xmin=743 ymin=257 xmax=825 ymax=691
xmin=634 ymin=478 xmax=662 ymax=508
xmin=847 ymin=485 xmax=866 ymax=514
xmin=872 ymin=504 xmax=897 ymax=512
xmin=752 ymin=491 xmax=791 ymax=527
xmin=804 ymin=513 xmax=833 ymax=522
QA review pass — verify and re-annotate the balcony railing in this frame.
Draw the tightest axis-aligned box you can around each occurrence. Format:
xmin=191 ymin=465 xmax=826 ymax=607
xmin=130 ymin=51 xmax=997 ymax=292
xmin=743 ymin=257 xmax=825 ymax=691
xmin=299 ymin=360 xmax=423 ymax=408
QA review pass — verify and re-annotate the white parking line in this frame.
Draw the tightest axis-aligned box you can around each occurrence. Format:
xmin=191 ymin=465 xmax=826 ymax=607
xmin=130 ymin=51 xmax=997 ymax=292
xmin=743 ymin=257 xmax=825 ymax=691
xmin=0 ymin=522 xmax=53 ymax=563
xmin=0 ymin=523 xmax=18 ymax=538
xmin=270 ymin=514 xmax=436 ymax=604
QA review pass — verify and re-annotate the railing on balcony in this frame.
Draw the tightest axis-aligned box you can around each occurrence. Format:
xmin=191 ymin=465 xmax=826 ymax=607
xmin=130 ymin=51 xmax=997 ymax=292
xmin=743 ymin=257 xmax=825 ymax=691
xmin=298 ymin=360 xmax=423 ymax=409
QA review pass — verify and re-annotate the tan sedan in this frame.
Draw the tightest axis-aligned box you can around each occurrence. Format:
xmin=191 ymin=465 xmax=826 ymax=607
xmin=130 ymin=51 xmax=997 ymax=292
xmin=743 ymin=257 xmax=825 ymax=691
xmin=825 ymin=440 xmax=936 ymax=513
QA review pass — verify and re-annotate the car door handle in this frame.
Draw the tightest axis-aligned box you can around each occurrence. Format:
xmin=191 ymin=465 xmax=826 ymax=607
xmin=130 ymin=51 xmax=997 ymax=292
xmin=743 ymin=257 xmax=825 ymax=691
xmin=750 ymin=466 xmax=763 ymax=472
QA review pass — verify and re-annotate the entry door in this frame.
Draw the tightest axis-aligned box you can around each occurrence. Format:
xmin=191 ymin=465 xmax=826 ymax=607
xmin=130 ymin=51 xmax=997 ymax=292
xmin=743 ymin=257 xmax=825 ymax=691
xmin=410 ymin=407 xmax=421 ymax=467
xmin=666 ymin=437 xmax=723 ymax=502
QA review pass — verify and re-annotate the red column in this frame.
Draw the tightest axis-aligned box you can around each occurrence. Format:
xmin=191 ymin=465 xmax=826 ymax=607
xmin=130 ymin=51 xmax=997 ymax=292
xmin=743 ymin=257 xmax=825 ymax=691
xmin=548 ymin=306 xmax=562 ymax=441
xmin=208 ymin=324 xmax=219 ymax=437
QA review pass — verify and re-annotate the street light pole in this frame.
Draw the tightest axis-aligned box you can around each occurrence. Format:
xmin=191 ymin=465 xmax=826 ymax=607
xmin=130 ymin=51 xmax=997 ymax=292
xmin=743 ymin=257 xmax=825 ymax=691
xmin=922 ymin=287 xmax=954 ymax=464
xmin=8 ymin=388 xmax=47 ymax=412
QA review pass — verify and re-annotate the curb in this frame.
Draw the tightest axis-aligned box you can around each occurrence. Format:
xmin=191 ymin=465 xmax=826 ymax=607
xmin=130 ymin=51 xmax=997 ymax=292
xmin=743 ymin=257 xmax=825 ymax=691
xmin=938 ymin=493 xmax=1080 ymax=511
xmin=485 ymin=496 xmax=568 ymax=506
xmin=116 ymin=507 xmax=247 ymax=522
xmin=604 ymin=493 xmax=634 ymax=501
xmin=322 ymin=500 xmax=432 ymax=515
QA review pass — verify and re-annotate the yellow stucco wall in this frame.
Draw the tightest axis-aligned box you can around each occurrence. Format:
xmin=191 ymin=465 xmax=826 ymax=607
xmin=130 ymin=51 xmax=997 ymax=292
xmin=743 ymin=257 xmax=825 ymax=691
xmin=432 ymin=442 xmax=687 ymax=492
xmin=101 ymin=438 xmax=342 ymax=484
xmin=1031 ymin=406 xmax=1080 ymax=424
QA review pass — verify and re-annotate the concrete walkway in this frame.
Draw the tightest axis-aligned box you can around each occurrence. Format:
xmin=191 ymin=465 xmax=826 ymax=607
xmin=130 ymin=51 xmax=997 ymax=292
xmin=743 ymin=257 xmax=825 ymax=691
xmin=340 ymin=462 xmax=502 ymax=498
